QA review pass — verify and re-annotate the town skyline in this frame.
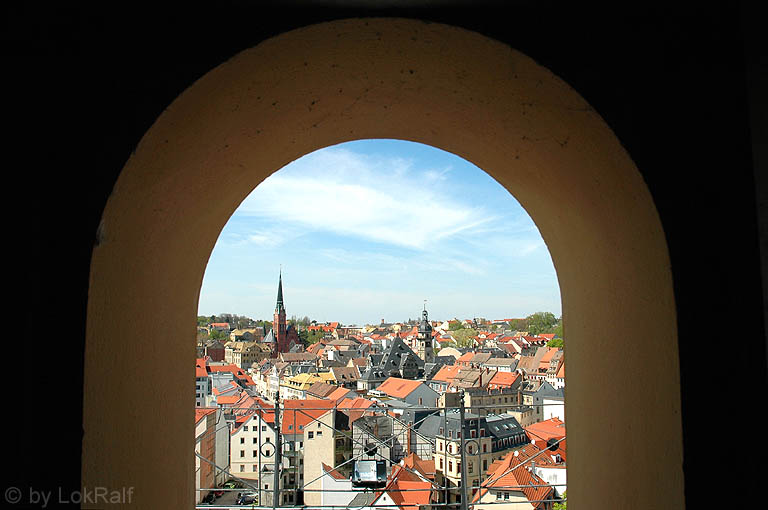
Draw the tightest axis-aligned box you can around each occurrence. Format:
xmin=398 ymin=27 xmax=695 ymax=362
xmin=198 ymin=139 xmax=561 ymax=325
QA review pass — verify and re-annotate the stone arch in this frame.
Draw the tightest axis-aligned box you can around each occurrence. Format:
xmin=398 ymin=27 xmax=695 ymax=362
xmin=84 ymin=18 xmax=682 ymax=509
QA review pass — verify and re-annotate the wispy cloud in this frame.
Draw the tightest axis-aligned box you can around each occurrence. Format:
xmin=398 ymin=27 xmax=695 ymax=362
xmin=235 ymin=148 xmax=496 ymax=250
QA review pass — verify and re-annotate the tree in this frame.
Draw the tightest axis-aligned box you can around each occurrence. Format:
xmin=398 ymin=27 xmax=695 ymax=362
xmin=448 ymin=321 xmax=465 ymax=331
xmin=209 ymin=328 xmax=228 ymax=341
xmin=526 ymin=311 xmax=558 ymax=335
xmin=547 ymin=337 xmax=564 ymax=348
xmin=452 ymin=327 xmax=476 ymax=348
xmin=553 ymin=492 xmax=567 ymax=509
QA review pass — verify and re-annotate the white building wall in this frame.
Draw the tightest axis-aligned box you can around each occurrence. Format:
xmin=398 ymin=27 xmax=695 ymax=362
xmin=230 ymin=414 xmax=277 ymax=482
xmin=533 ymin=465 xmax=567 ymax=498
xmin=542 ymin=397 xmax=565 ymax=422
xmin=320 ymin=471 xmax=355 ymax=507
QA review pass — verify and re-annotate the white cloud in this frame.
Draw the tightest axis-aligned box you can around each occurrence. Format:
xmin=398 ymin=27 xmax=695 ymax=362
xmin=235 ymin=148 xmax=496 ymax=250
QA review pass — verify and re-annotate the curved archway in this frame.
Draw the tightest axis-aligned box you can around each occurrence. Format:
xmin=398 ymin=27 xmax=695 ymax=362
xmin=84 ymin=18 xmax=682 ymax=509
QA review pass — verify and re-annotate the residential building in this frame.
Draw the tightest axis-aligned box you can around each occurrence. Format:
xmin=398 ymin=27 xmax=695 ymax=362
xmin=472 ymin=448 xmax=556 ymax=510
xmin=434 ymin=410 xmax=528 ymax=505
xmin=195 ymin=408 xmax=218 ymax=503
xmin=376 ymin=377 xmax=440 ymax=407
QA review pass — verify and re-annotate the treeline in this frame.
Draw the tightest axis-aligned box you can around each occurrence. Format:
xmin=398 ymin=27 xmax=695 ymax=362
xmin=444 ymin=311 xmax=563 ymax=348
xmin=197 ymin=314 xmax=313 ymax=331
xmin=197 ymin=314 xmax=272 ymax=331
xmin=508 ymin=312 xmax=562 ymax=337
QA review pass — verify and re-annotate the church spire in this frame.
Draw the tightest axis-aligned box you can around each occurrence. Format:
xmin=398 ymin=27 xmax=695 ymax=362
xmin=276 ymin=268 xmax=285 ymax=313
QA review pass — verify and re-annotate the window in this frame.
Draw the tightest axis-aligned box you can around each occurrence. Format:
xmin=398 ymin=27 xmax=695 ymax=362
xmin=316 ymin=430 xmax=323 ymax=436
xmin=253 ymin=450 xmax=257 ymax=457
xmin=240 ymin=465 xmax=245 ymax=472
xmin=253 ymin=438 xmax=257 ymax=444
xmin=308 ymin=432 xmax=314 ymax=439
xmin=262 ymin=426 xmax=267 ymax=431
xmin=240 ymin=438 xmax=245 ymax=444
xmin=253 ymin=465 xmax=257 ymax=472
xmin=244 ymin=426 xmax=249 ymax=431
xmin=439 ymin=458 xmax=443 ymax=469
xmin=240 ymin=451 xmax=245 ymax=457
xmin=266 ymin=437 xmax=271 ymax=443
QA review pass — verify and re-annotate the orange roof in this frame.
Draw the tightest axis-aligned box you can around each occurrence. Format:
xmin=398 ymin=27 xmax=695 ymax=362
xmin=195 ymin=408 xmax=217 ymax=424
xmin=488 ymin=371 xmax=520 ymax=388
xmin=401 ymin=452 xmax=436 ymax=480
xmin=538 ymin=347 xmax=558 ymax=367
xmin=321 ymin=463 xmax=347 ymax=480
xmin=383 ymin=465 xmax=434 ymax=510
xmin=474 ymin=449 xmax=554 ymax=507
xmin=377 ymin=377 xmax=424 ymax=399
xmin=457 ymin=352 xmax=475 ymax=364
xmin=431 ymin=364 xmax=460 ymax=383
xmin=525 ymin=417 xmax=566 ymax=445
xmin=556 ymin=363 xmax=565 ymax=378
xmin=327 ymin=386 xmax=354 ymax=402
xmin=282 ymin=399 xmax=337 ymax=434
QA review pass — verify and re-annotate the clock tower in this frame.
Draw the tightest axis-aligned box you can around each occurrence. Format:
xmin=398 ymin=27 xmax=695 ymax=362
xmin=417 ymin=305 xmax=435 ymax=363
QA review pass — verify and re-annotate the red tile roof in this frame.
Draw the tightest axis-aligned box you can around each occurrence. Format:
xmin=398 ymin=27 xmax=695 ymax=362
xmin=401 ymin=453 xmax=436 ymax=480
xmin=473 ymin=448 xmax=554 ymax=508
xmin=431 ymin=364 xmax=461 ymax=383
xmin=488 ymin=371 xmax=521 ymax=388
xmin=195 ymin=408 xmax=217 ymax=424
xmin=377 ymin=377 xmax=425 ymax=399
xmin=525 ymin=417 xmax=566 ymax=448
xmin=457 ymin=352 xmax=475 ymax=364
xmin=383 ymin=465 xmax=434 ymax=510
xmin=321 ymin=463 xmax=347 ymax=480
xmin=281 ymin=399 xmax=337 ymax=434
xmin=327 ymin=386 xmax=355 ymax=402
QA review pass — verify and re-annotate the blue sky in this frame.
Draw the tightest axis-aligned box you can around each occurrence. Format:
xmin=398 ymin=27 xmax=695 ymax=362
xmin=198 ymin=139 xmax=561 ymax=325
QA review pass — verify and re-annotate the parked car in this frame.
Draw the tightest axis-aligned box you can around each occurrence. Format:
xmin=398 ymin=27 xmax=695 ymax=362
xmin=237 ymin=491 xmax=258 ymax=505
xmin=202 ymin=492 xmax=215 ymax=504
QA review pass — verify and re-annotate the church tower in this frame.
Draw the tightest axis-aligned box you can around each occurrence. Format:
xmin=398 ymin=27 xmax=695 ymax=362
xmin=273 ymin=270 xmax=288 ymax=354
xmin=417 ymin=305 xmax=435 ymax=363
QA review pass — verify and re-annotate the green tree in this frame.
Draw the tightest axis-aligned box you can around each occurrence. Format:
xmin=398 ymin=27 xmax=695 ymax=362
xmin=553 ymin=492 xmax=567 ymax=509
xmin=526 ymin=311 xmax=558 ymax=335
xmin=448 ymin=321 xmax=465 ymax=331
xmin=209 ymin=328 xmax=228 ymax=341
xmin=452 ymin=327 xmax=476 ymax=348
xmin=547 ymin=337 xmax=564 ymax=348
xmin=305 ymin=329 xmax=325 ymax=345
